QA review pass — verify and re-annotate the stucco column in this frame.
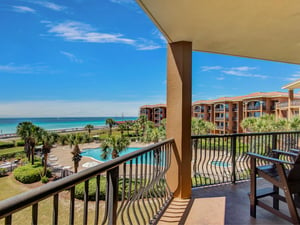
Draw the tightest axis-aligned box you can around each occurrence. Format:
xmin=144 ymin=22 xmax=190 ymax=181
xmin=288 ymin=89 xmax=294 ymax=119
xmin=166 ymin=41 xmax=192 ymax=199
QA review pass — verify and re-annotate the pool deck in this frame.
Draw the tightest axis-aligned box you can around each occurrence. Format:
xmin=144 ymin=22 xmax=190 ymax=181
xmin=50 ymin=142 xmax=150 ymax=172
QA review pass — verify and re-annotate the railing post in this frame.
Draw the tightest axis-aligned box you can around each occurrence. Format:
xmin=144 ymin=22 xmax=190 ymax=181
xmin=272 ymin=133 xmax=277 ymax=151
xmin=231 ymin=135 xmax=237 ymax=184
xmin=107 ymin=167 xmax=119 ymax=225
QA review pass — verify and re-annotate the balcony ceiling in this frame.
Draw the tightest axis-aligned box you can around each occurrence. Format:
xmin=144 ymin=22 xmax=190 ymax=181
xmin=136 ymin=0 xmax=300 ymax=65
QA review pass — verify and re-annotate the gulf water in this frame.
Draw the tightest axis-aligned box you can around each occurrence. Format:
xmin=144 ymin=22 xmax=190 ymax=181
xmin=0 ymin=117 xmax=137 ymax=134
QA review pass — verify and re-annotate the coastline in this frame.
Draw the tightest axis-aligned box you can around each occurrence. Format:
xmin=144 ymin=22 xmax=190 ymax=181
xmin=0 ymin=126 xmax=108 ymax=140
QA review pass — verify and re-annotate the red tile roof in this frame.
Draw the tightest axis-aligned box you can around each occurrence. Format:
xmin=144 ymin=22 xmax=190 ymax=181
xmin=140 ymin=104 xmax=166 ymax=109
xmin=192 ymin=91 xmax=299 ymax=105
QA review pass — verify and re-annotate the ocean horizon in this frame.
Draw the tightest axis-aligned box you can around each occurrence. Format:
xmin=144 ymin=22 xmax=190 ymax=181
xmin=0 ymin=117 xmax=137 ymax=135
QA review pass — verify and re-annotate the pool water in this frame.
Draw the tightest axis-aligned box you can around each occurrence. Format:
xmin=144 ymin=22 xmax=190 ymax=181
xmin=81 ymin=147 xmax=166 ymax=166
xmin=211 ymin=161 xmax=231 ymax=167
xmin=81 ymin=147 xmax=141 ymax=162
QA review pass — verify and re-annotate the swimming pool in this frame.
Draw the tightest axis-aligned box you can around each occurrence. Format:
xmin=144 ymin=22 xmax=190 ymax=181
xmin=81 ymin=147 xmax=166 ymax=166
xmin=81 ymin=147 xmax=141 ymax=162
xmin=211 ymin=161 xmax=231 ymax=167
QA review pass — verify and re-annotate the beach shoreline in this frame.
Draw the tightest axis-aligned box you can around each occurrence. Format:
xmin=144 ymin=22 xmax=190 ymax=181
xmin=0 ymin=126 xmax=108 ymax=140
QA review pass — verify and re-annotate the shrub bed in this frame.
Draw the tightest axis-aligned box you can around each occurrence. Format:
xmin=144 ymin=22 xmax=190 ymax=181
xmin=0 ymin=142 xmax=15 ymax=149
xmin=74 ymin=177 xmax=166 ymax=201
xmin=13 ymin=163 xmax=51 ymax=184
xmin=0 ymin=147 xmax=25 ymax=161
xmin=0 ymin=168 xmax=7 ymax=177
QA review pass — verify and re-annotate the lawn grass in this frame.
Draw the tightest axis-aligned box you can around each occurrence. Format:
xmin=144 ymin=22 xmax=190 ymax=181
xmin=0 ymin=146 xmax=23 ymax=154
xmin=0 ymin=175 xmax=158 ymax=225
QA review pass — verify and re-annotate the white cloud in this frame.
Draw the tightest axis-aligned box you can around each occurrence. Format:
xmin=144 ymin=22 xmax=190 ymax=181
xmin=135 ymin=38 xmax=161 ymax=50
xmin=46 ymin=21 xmax=135 ymax=44
xmin=230 ymin=66 xmax=257 ymax=71
xmin=30 ymin=1 xmax=65 ymax=11
xmin=286 ymin=72 xmax=300 ymax=81
xmin=12 ymin=6 xmax=36 ymax=13
xmin=222 ymin=70 xmax=268 ymax=79
xmin=0 ymin=100 xmax=145 ymax=117
xmin=44 ymin=20 xmax=161 ymax=51
xmin=201 ymin=66 xmax=223 ymax=71
xmin=0 ymin=64 xmax=34 ymax=74
xmin=60 ymin=51 xmax=82 ymax=63
xmin=200 ymin=65 xmax=267 ymax=79
xmin=110 ymin=0 xmax=135 ymax=4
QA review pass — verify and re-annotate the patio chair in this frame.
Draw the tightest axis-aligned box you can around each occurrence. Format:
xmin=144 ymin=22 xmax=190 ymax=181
xmin=247 ymin=149 xmax=300 ymax=224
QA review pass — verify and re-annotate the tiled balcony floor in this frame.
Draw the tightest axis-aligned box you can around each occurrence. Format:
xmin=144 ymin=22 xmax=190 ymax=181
xmin=158 ymin=179 xmax=294 ymax=225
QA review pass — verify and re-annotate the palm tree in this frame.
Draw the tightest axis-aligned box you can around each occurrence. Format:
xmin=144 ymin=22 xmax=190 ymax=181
xmin=125 ymin=121 xmax=133 ymax=136
xmin=16 ymin=122 xmax=43 ymax=165
xmin=101 ymin=136 xmax=130 ymax=159
xmin=106 ymin=118 xmax=116 ymax=136
xmin=84 ymin=124 xmax=94 ymax=136
xmin=41 ymin=131 xmax=58 ymax=176
xmin=118 ymin=123 xmax=126 ymax=137
xmin=149 ymin=127 xmax=160 ymax=143
xmin=138 ymin=115 xmax=148 ymax=136
xmin=67 ymin=134 xmax=76 ymax=149
xmin=191 ymin=118 xmax=215 ymax=135
xmin=71 ymin=144 xmax=82 ymax=173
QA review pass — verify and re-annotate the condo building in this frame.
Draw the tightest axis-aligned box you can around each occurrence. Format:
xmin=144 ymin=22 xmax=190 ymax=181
xmin=139 ymin=104 xmax=167 ymax=126
xmin=141 ymin=91 xmax=300 ymax=133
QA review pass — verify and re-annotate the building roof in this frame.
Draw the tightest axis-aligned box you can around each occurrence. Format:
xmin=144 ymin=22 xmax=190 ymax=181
xmin=282 ymin=79 xmax=300 ymax=90
xmin=140 ymin=104 xmax=166 ymax=109
xmin=192 ymin=92 xmax=294 ymax=105
xmin=137 ymin=0 xmax=300 ymax=65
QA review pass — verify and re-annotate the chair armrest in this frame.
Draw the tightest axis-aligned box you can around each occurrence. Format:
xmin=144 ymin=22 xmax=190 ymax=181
xmin=247 ymin=152 xmax=294 ymax=165
xmin=272 ymin=149 xmax=298 ymax=157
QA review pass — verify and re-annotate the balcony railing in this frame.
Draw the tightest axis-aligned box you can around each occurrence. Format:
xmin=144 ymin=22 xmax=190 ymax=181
xmin=0 ymin=139 xmax=174 ymax=225
xmin=277 ymin=100 xmax=300 ymax=109
xmin=191 ymin=131 xmax=300 ymax=187
xmin=246 ymin=106 xmax=266 ymax=110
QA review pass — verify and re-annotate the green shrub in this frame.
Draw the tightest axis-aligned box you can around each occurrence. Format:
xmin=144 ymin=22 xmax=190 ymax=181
xmin=41 ymin=176 xmax=49 ymax=183
xmin=13 ymin=163 xmax=51 ymax=184
xmin=74 ymin=177 xmax=166 ymax=201
xmin=0 ymin=148 xmax=25 ymax=161
xmin=16 ymin=141 xmax=25 ymax=147
xmin=0 ymin=168 xmax=7 ymax=177
xmin=0 ymin=142 xmax=15 ymax=149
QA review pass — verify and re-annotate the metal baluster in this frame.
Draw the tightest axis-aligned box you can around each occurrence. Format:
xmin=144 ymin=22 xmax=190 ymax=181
xmin=5 ymin=215 xmax=12 ymax=225
xmin=32 ymin=203 xmax=38 ymax=225
xmin=94 ymin=175 xmax=100 ymax=225
xmin=69 ymin=187 xmax=75 ymax=225
xmin=53 ymin=194 xmax=59 ymax=225
xmin=83 ymin=180 xmax=89 ymax=225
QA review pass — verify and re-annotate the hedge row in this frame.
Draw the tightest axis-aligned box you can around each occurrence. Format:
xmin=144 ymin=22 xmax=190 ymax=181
xmin=13 ymin=163 xmax=51 ymax=184
xmin=0 ymin=141 xmax=24 ymax=149
xmin=75 ymin=177 xmax=167 ymax=201
xmin=0 ymin=147 xmax=25 ymax=161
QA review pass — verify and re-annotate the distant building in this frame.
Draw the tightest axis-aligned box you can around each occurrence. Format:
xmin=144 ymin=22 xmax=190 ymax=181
xmin=140 ymin=91 xmax=300 ymax=134
xmin=139 ymin=104 xmax=167 ymax=126
xmin=276 ymin=80 xmax=300 ymax=119
xmin=193 ymin=92 xmax=294 ymax=134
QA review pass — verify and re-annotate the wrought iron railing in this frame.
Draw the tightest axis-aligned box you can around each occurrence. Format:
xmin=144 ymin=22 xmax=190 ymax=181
xmin=0 ymin=139 xmax=174 ymax=225
xmin=191 ymin=131 xmax=300 ymax=187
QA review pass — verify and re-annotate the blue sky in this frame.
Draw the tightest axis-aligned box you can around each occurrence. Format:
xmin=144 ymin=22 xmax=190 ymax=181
xmin=1 ymin=0 xmax=300 ymax=117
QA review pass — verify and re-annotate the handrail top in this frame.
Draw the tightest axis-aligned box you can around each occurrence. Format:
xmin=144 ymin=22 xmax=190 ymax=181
xmin=247 ymin=152 xmax=294 ymax=165
xmin=192 ymin=130 xmax=300 ymax=139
